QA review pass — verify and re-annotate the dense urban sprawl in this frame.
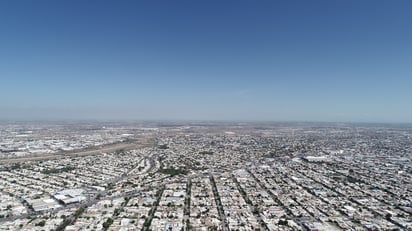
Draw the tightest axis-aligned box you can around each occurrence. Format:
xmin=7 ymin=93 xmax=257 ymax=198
xmin=0 ymin=122 xmax=411 ymax=230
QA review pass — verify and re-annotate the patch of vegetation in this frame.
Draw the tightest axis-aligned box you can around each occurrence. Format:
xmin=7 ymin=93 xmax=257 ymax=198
xmin=113 ymin=208 xmax=121 ymax=216
xmin=41 ymin=166 xmax=76 ymax=174
xmin=278 ymin=219 xmax=288 ymax=225
xmin=27 ymin=216 xmax=36 ymax=224
xmin=102 ymin=218 xmax=114 ymax=230
xmin=11 ymin=163 xmax=22 ymax=170
xmin=159 ymin=167 xmax=188 ymax=176
xmin=55 ymin=207 xmax=85 ymax=230
xmin=158 ymin=144 xmax=169 ymax=149
xmin=1 ymin=163 xmax=30 ymax=171
xmin=35 ymin=220 xmax=46 ymax=227
xmin=74 ymin=207 xmax=85 ymax=218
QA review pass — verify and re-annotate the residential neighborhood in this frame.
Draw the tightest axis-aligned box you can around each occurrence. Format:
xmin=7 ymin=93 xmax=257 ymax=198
xmin=0 ymin=122 xmax=411 ymax=230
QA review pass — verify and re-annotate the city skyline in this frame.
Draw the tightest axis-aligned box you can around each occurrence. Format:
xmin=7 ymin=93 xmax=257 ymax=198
xmin=1 ymin=0 xmax=412 ymax=122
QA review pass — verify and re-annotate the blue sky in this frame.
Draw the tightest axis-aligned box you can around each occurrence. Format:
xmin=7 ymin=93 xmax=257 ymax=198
xmin=0 ymin=0 xmax=411 ymax=122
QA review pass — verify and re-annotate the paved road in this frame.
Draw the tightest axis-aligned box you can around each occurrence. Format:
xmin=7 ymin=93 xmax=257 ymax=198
xmin=209 ymin=174 xmax=230 ymax=231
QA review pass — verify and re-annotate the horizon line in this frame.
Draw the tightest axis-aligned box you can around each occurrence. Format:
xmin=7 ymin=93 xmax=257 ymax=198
xmin=0 ymin=118 xmax=411 ymax=126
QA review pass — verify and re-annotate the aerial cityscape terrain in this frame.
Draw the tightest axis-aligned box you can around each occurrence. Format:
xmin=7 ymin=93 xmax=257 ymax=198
xmin=0 ymin=122 xmax=411 ymax=230
xmin=1 ymin=0 xmax=412 ymax=230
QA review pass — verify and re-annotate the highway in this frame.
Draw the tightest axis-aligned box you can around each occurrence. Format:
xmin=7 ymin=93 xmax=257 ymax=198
xmin=0 ymin=139 xmax=153 ymax=164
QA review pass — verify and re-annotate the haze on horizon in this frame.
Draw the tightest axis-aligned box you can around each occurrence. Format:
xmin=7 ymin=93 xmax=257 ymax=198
xmin=1 ymin=1 xmax=411 ymax=123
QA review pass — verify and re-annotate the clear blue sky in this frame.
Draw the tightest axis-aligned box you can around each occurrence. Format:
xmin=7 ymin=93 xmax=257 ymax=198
xmin=1 ymin=0 xmax=411 ymax=122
